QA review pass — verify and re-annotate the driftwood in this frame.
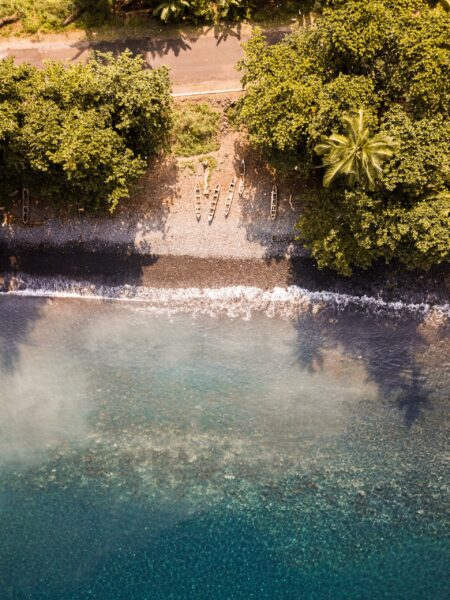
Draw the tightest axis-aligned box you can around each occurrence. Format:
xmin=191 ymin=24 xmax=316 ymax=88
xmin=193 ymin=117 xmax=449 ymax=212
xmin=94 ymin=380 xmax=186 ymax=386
xmin=203 ymin=165 xmax=209 ymax=196
xmin=0 ymin=14 xmax=19 ymax=29
xmin=62 ymin=8 xmax=83 ymax=27
xmin=271 ymin=234 xmax=295 ymax=243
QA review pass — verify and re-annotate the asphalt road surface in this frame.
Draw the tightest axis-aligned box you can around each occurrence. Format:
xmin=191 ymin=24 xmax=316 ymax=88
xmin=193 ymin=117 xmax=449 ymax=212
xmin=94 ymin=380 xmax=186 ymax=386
xmin=0 ymin=25 xmax=289 ymax=94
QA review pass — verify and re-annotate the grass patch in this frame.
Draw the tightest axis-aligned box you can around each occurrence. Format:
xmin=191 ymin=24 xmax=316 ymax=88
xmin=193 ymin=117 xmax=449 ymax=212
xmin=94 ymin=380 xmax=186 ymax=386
xmin=178 ymin=159 xmax=197 ymax=174
xmin=199 ymin=155 xmax=217 ymax=172
xmin=172 ymin=102 xmax=221 ymax=157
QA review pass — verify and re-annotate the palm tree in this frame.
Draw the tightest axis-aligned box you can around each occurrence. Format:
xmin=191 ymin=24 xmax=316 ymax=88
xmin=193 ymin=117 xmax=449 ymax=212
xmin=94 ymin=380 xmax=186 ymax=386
xmin=315 ymin=109 xmax=398 ymax=191
xmin=153 ymin=0 xmax=191 ymax=22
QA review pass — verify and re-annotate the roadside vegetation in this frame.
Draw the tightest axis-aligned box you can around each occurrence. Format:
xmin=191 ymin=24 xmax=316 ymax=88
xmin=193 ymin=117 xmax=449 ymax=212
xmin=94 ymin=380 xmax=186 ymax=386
xmin=0 ymin=1 xmax=110 ymax=33
xmin=235 ymin=0 xmax=450 ymax=275
xmin=172 ymin=102 xmax=220 ymax=156
xmin=0 ymin=1 xmax=315 ymax=35
xmin=0 ymin=51 xmax=172 ymax=211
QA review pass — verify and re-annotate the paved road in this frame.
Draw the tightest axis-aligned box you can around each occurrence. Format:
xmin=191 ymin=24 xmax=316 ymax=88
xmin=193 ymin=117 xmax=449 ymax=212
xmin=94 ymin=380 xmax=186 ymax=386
xmin=0 ymin=26 xmax=289 ymax=94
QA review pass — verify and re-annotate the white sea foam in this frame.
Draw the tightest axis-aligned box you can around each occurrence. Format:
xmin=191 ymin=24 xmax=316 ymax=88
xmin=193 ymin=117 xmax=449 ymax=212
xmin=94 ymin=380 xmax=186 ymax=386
xmin=1 ymin=273 xmax=449 ymax=319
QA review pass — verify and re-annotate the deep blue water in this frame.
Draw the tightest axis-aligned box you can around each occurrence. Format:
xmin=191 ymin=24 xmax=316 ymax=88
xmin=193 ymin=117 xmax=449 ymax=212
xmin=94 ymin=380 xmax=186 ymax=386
xmin=0 ymin=295 xmax=448 ymax=599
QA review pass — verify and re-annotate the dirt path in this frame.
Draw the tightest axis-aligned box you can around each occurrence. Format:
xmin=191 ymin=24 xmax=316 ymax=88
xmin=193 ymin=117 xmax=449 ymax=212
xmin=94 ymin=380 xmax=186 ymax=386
xmin=0 ymin=24 xmax=290 ymax=94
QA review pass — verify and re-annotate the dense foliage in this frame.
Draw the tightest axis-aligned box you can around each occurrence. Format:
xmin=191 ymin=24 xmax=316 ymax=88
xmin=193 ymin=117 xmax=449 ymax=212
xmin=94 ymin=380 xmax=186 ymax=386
xmin=0 ymin=51 xmax=172 ymax=211
xmin=0 ymin=1 xmax=111 ymax=32
xmin=0 ymin=1 xmax=314 ymax=32
xmin=236 ymin=0 xmax=450 ymax=274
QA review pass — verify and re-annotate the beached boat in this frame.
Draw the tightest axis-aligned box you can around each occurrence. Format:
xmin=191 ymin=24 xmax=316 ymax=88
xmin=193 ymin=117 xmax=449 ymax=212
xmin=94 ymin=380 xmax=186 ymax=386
xmin=224 ymin=177 xmax=236 ymax=218
xmin=238 ymin=159 xmax=245 ymax=198
xmin=270 ymin=185 xmax=278 ymax=221
xmin=22 ymin=187 xmax=29 ymax=225
xmin=195 ymin=183 xmax=201 ymax=221
xmin=208 ymin=184 xmax=220 ymax=224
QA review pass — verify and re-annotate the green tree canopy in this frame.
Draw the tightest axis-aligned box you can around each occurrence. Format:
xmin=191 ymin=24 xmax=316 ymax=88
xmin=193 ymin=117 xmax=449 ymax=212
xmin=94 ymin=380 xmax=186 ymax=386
xmin=297 ymin=189 xmax=450 ymax=276
xmin=236 ymin=29 xmax=324 ymax=158
xmin=0 ymin=51 xmax=172 ymax=211
xmin=380 ymin=107 xmax=450 ymax=199
xmin=236 ymin=0 xmax=450 ymax=274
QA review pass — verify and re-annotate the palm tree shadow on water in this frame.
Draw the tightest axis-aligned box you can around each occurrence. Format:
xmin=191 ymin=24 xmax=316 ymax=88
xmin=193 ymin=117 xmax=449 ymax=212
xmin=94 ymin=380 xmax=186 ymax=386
xmin=291 ymin=305 xmax=444 ymax=428
xmin=0 ymin=244 xmax=160 ymax=374
xmin=0 ymin=294 xmax=47 ymax=373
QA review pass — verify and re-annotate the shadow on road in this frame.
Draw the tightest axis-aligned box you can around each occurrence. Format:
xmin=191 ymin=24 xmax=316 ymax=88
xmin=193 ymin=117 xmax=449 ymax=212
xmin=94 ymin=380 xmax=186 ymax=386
xmin=72 ymin=31 xmax=203 ymax=64
xmin=212 ymin=22 xmax=242 ymax=45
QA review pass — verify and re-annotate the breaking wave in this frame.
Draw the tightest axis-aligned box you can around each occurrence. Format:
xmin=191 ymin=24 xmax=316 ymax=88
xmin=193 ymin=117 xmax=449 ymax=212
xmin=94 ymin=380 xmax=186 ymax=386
xmin=1 ymin=273 xmax=449 ymax=319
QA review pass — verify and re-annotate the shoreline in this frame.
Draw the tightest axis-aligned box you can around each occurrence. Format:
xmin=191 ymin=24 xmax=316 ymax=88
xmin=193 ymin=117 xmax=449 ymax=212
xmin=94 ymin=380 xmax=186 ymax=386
xmin=1 ymin=243 xmax=449 ymax=308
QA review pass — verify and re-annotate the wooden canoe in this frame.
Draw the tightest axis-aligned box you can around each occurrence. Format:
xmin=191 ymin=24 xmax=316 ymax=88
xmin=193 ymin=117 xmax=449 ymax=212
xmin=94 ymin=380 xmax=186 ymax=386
xmin=270 ymin=185 xmax=278 ymax=221
xmin=208 ymin=184 xmax=220 ymax=224
xmin=238 ymin=159 xmax=245 ymax=198
xmin=195 ymin=183 xmax=201 ymax=221
xmin=224 ymin=176 xmax=236 ymax=218
xmin=22 ymin=187 xmax=29 ymax=225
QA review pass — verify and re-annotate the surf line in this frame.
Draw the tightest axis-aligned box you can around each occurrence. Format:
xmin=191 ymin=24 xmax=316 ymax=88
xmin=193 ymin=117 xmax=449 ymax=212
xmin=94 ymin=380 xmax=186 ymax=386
xmin=1 ymin=275 xmax=449 ymax=317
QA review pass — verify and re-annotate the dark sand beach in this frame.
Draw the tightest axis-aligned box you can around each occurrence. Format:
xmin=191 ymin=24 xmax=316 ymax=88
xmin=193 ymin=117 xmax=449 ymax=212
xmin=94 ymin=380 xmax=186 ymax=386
xmin=1 ymin=243 xmax=449 ymax=307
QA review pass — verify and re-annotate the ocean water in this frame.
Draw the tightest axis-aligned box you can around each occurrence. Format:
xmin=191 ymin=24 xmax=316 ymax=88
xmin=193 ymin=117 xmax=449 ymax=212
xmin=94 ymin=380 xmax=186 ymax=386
xmin=0 ymin=287 xmax=449 ymax=599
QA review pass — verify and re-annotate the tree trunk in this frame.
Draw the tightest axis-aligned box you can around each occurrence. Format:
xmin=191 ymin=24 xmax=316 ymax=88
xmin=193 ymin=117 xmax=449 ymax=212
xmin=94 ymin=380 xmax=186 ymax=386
xmin=62 ymin=7 xmax=83 ymax=27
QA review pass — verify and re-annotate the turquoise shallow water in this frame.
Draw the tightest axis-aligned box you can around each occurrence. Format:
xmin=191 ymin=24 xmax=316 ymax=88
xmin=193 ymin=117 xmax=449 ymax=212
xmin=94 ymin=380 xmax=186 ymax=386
xmin=0 ymin=294 xmax=449 ymax=599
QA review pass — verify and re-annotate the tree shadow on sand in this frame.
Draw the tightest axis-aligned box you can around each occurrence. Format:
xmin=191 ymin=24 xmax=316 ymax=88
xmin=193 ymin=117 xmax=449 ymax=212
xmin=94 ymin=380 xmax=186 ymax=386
xmin=0 ymin=153 xmax=178 ymax=283
xmin=122 ymin=154 xmax=178 ymax=249
xmin=232 ymin=140 xmax=305 ymax=262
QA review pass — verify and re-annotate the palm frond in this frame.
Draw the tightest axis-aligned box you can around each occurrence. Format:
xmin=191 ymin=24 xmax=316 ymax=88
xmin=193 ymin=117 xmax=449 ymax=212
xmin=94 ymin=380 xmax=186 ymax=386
xmin=314 ymin=108 xmax=399 ymax=191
